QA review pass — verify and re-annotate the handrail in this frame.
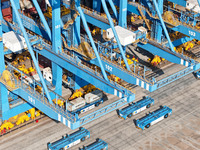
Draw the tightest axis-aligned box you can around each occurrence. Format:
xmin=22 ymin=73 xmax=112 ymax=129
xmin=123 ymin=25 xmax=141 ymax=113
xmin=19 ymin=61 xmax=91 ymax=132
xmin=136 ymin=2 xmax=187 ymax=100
xmin=0 ymin=65 xmax=76 ymax=122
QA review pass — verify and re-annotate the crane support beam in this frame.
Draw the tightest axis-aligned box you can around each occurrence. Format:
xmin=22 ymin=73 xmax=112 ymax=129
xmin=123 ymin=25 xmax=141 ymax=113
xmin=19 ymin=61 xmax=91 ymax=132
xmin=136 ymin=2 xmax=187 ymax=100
xmin=137 ymin=42 xmax=193 ymax=67
xmin=90 ymin=58 xmax=156 ymax=92
xmin=10 ymin=0 xmax=52 ymax=104
xmin=0 ymin=99 xmax=33 ymax=120
xmin=172 ymin=25 xmax=200 ymax=41
xmin=167 ymin=0 xmax=187 ymax=7
xmin=51 ymin=0 xmax=63 ymax=95
xmin=172 ymin=37 xmax=193 ymax=47
xmin=34 ymin=47 xmax=130 ymax=95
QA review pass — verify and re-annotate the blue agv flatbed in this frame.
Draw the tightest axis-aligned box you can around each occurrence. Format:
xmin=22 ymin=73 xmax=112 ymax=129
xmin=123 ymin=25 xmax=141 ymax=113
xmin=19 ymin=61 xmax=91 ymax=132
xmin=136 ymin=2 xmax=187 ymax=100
xmin=117 ymin=96 xmax=154 ymax=119
xmin=135 ymin=106 xmax=172 ymax=130
xmin=47 ymin=127 xmax=90 ymax=150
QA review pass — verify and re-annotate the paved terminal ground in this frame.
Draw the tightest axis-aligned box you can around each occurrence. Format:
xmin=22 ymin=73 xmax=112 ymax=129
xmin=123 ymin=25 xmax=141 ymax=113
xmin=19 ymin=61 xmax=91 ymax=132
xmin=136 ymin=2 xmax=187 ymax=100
xmin=0 ymin=73 xmax=200 ymax=150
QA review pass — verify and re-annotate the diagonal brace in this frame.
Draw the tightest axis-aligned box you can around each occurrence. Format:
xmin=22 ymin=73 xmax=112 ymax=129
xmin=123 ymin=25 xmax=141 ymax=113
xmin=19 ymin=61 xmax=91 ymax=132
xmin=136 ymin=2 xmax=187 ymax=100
xmin=75 ymin=2 xmax=108 ymax=81
xmin=152 ymin=0 xmax=175 ymax=53
xmin=107 ymin=0 xmax=118 ymax=19
xmin=198 ymin=0 xmax=200 ymax=7
xmin=101 ymin=0 xmax=130 ymax=71
xmin=32 ymin=0 xmax=51 ymax=40
xmin=10 ymin=0 xmax=52 ymax=104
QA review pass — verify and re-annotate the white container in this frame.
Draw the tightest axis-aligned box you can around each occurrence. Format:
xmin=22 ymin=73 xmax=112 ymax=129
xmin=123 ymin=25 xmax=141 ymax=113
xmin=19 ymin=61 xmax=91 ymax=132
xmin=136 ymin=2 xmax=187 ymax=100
xmin=186 ymin=0 xmax=200 ymax=13
xmin=105 ymin=26 xmax=136 ymax=46
xmin=84 ymin=89 xmax=103 ymax=103
xmin=43 ymin=67 xmax=52 ymax=82
xmin=19 ymin=0 xmax=33 ymax=10
xmin=138 ymin=26 xmax=147 ymax=34
xmin=3 ymin=31 xmax=27 ymax=53
xmin=67 ymin=97 xmax=86 ymax=111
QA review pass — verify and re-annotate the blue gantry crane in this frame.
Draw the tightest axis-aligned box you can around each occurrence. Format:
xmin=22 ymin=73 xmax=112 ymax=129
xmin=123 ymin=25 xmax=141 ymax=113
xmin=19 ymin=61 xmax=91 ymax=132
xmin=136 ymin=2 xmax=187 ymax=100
xmin=0 ymin=0 xmax=200 ymax=130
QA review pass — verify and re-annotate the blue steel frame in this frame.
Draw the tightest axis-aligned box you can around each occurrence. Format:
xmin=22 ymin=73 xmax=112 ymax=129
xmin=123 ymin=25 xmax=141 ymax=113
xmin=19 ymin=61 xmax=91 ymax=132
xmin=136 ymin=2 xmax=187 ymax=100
xmin=1 ymin=0 xmax=200 ymax=129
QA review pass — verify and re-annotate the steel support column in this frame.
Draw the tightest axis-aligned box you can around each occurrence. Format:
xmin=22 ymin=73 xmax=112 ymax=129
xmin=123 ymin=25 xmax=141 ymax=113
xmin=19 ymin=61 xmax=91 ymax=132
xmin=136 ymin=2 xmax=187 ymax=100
xmin=119 ymin=0 xmax=127 ymax=27
xmin=51 ymin=0 xmax=63 ymax=95
xmin=155 ymin=0 xmax=163 ymax=43
xmin=0 ymin=4 xmax=9 ymax=121
xmin=93 ymin=0 xmax=101 ymax=12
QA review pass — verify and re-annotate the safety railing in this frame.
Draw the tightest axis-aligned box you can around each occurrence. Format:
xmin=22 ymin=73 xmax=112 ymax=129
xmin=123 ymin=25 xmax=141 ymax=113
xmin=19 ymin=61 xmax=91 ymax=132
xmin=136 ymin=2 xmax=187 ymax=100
xmin=59 ymin=51 xmax=135 ymax=95
xmin=147 ymin=39 xmax=198 ymax=64
xmin=83 ymin=35 xmax=155 ymax=85
xmin=79 ymin=97 xmax=128 ymax=125
xmin=156 ymin=65 xmax=194 ymax=88
xmin=0 ymin=63 xmax=76 ymax=123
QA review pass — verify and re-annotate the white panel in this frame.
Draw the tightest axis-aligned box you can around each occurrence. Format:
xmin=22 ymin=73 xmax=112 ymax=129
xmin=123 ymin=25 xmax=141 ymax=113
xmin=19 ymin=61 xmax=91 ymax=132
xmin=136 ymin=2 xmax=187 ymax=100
xmin=185 ymin=61 xmax=189 ymax=67
xmin=68 ymin=120 xmax=71 ymax=128
xmin=146 ymin=84 xmax=149 ymax=91
xmin=64 ymin=139 xmax=81 ymax=150
xmin=141 ymin=81 xmax=144 ymax=88
xmin=136 ymin=78 xmax=139 ymax=85
xmin=181 ymin=59 xmax=184 ymax=65
xmin=124 ymin=97 xmax=127 ymax=101
xmin=81 ymin=105 xmax=95 ymax=114
xmin=63 ymin=117 xmax=66 ymax=125
xmin=190 ymin=66 xmax=193 ymax=69
xmin=137 ymin=106 xmax=146 ymax=114
xmin=114 ymin=89 xmax=117 ymax=96
xmin=151 ymin=116 xmax=164 ymax=125
xmin=58 ymin=114 xmax=61 ymax=121
xmin=119 ymin=92 xmax=122 ymax=98
xmin=133 ymin=106 xmax=146 ymax=115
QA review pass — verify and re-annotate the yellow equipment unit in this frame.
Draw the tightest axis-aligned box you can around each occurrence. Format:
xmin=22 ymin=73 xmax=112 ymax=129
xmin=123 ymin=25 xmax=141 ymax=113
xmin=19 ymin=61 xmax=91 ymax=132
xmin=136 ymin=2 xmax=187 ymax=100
xmin=2 ymin=70 xmax=15 ymax=88
xmin=78 ymin=42 xmax=95 ymax=59
xmin=151 ymin=55 xmax=161 ymax=66
xmin=53 ymin=99 xmax=65 ymax=107
xmin=0 ymin=121 xmax=14 ymax=130
xmin=29 ymin=108 xmax=36 ymax=119
xmin=16 ymin=113 xmax=30 ymax=125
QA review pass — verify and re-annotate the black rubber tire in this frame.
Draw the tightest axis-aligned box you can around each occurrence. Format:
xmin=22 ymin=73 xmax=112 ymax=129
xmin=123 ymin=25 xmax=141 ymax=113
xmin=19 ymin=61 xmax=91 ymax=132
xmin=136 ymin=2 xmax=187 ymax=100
xmin=164 ymin=114 xmax=168 ymax=118
xmin=146 ymin=104 xmax=151 ymax=108
xmin=145 ymin=123 xmax=150 ymax=128
xmin=127 ymin=113 xmax=132 ymax=118
xmin=81 ymin=137 xmax=85 ymax=141
xmin=95 ymin=102 xmax=100 ymax=107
